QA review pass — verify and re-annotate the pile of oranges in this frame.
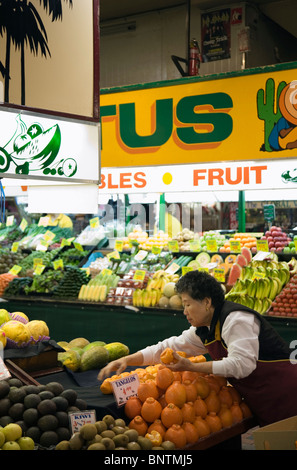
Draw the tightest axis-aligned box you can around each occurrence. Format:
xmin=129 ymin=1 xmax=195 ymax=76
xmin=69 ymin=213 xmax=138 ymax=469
xmin=219 ymin=233 xmax=257 ymax=253
xmin=101 ymin=348 xmax=253 ymax=449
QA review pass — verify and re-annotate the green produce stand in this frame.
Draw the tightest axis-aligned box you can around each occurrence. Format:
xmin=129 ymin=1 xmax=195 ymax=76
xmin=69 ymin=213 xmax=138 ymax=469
xmin=2 ymin=298 xmax=189 ymax=353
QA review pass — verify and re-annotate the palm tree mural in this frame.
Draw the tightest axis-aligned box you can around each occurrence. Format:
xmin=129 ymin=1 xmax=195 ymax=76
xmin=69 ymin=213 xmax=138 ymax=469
xmin=0 ymin=0 xmax=73 ymax=105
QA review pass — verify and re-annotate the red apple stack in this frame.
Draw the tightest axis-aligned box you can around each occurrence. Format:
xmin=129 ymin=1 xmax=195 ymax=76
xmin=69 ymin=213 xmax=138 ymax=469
xmin=262 ymin=226 xmax=291 ymax=253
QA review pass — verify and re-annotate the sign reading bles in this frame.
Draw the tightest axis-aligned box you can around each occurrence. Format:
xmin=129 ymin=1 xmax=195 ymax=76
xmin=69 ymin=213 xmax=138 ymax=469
xmin=0 ymin=107 xmax=100 ymax=183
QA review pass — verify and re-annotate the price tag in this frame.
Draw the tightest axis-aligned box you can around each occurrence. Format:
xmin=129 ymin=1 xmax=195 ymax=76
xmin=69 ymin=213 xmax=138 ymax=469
xmin=165 ymin=262 xmax=180 ymax=274
xmin=34 ymin=264 xmax=46 ymax=275
xmin=115 ymin=240 xmax=124 ymax=252
xmin=134 ymin=250 xmax=148 ymax=261
xmin=252 ymin=271 xmax=266 ymax=280
xmin=107 ymin=250 xmax=120 ymax=259
xmin=11 ymin=242 xmax=19 ymax=253
xmin=19 ymin=218 xmax=28 ymax=232
xmin=61 ymin=237 xmax=74 ymax=247
xmin=73 ymin=242 xmax=83 ymax=252
xmin=38 ymin=216 xmax=50 ymax=227
xmin=36 ymin=240 xmax=48 ymax=252
xmin=9 ymin=265 xmax=22 ymax=275
xmin=229 ymin=240 xmax=241 ymax=253
xmin=168 ymin=240 xmax=179 ymax=252
xmin=213 ymin=268 xmax=225 ymax=283
xmin=43 ymin=230 xmax=55 ymax=242
xmin=111 ymin=373 xmax=140 ymax=407
xmin=133 ymin=270 xmax=146 ymax=281
xmin=189 ymin=240 xmax=200 ymax=252
xmin=0 ymin=356 xmax=11 ymax=381
xmin=53 ymin=259 xmax=64 ymax=270
xmin=256 ymin=239 xmax=269 ymax=252
xmin=69 ymin=410 xmax=96 ymax=434
xmin=182 ymin=266 xmax=193 ymax=275
xmin=6 ymin=215 xmax=14 ymax=226
xmin=252 ymin=250 xmax=271 ymax=261
xmin=89 ymin=217 xmax=100 ymax=229
xmin=101 ymin=268 xmax=112 ymax=276
xmin=206 ymin=240 xmax=218 ymax=252
xmin=151 ymin=246 xmax=161 ymax=255
xmin=33 ymin=258 xmax=44 ymax=268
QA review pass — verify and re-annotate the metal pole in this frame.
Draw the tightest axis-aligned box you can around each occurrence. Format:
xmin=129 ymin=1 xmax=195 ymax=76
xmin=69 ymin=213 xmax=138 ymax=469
xmin=238 ymin=190 xmax=246 ymax=232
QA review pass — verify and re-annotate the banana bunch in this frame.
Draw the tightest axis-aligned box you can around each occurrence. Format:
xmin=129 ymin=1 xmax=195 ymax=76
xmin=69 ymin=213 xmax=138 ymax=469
xmin=133 ymin=288 xmax=163 ymax=308
xmin=146 ymin=270 xmax=179 ymax=292
xmin=225 ymin=292 xmax=272 ymax=315
xmin=226 ymin=259 xmax=291 ymax=314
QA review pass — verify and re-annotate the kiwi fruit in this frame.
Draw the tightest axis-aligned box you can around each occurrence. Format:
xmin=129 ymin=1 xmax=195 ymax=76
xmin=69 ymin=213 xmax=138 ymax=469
xmin=87 ymin=443 xmax=106 ymax=450
xmin=79 ymin=423 xmax=97 ymax=441
xmin=113 ymin=433 xmax=129 ymax=447
xmin=95 ymin=420 xmax=107 ymax=434
xmin=101 ymin=437 xmax=116 ymax=450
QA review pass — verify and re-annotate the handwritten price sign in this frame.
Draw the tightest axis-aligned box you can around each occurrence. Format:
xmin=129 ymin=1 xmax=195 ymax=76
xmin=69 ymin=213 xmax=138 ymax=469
xmin=69 ymin=410 xmax=96 ymax=434
xmin=111 ymin=373 xmax=140 ymax=407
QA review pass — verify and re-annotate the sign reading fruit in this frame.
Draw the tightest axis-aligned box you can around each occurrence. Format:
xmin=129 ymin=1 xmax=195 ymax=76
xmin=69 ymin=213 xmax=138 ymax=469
xmin=0 ymin=108 xmax=100 ymax=183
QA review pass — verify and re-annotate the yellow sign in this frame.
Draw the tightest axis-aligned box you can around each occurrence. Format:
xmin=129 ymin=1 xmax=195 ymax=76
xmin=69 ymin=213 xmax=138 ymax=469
xmin=100 ymin=64 xmax=297 ymax=168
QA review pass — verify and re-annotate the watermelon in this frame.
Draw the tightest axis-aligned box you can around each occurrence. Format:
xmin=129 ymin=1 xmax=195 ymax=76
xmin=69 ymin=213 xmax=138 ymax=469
xmin=236 ymin=254 xmax=248 ymax=268
xmin=227 ymin=263 xmax=242 ymax=286
xmin=241 ymin=246 xmax=252 ymax=264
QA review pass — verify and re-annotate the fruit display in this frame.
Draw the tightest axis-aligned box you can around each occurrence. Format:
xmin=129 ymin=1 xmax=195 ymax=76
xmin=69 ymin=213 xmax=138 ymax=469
xmin=0 ymin=309 xmax=50 ymax=347
xmin=199 ymin=231 xmax=227 ymax=252
xmin=219 ymin=234 xmax=258 ymax=253
xmin=267 ymin=271 xmax=297 ymax=317
xmin=57 ymin=337 xmax=129 ymax=372
xmin=172 ymin=228 xmax=200 ymax=251
xmin=0 ymin=422 xmax=35 ymax=450
xmin=0 ymin=377 xmax=88 ymax=448
xmin=226 ymin=257 xmax=292 ymax=314
xmin=261 ymin=226 xmax=291 ymax=253
xmin=124 ymin=228 xmax=172 ymax=251
xmin=132 ymin=269 xmax=181 ymax=309
xmin=0 ymin=249 xmax=26 ymax=274
xmin=99 ymin=347 xmax=252 ymax=449
xmin=78 ymin=271 xmax=120 ymax=302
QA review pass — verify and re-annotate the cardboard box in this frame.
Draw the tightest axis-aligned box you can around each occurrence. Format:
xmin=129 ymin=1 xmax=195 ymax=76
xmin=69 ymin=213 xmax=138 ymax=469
xmin=253 ymin=416 xmax=297 ymax=450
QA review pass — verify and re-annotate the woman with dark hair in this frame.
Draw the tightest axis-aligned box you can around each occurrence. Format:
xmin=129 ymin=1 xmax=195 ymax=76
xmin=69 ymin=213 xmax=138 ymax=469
xmin=98 ymin=270 xmax=297 ymax=426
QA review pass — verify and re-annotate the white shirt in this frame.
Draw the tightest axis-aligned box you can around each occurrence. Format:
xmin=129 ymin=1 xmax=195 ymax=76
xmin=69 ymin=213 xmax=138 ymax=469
xmin=140 ymin=311 xmax=260 ymax=380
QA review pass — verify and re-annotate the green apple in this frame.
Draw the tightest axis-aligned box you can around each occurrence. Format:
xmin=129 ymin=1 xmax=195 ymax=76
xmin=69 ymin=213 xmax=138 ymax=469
xmin=3 ymin=423 xmax=22 ymax=441
xmin=2 ymin=440 xmax=21 ymax=450
xmin=0 ymin=429 xmax=5 ymax=447
xmin=17 ymin=436 xmax=35 ymax=450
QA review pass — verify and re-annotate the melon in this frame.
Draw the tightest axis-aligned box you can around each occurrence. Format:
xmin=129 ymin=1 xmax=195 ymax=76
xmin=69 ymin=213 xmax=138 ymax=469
xmin=11 ymin=311 xmax=29 ymax=324
xmin=158 ymin=296 xmax=170 ymax=308
xmin=80 ymin=346 xmax=109 ymax=371
xmin=26 ymin=320 xmax=49 ymax=341
xmin=236 ymin=254 xmax=248 ymax=268
xmin=57 ymin=341 xmax=69 ymax=350
xmin=169 ymin=294 xmax=183 ymax=309
xmin=211 ymin=254 xmax=223 ymax=265
xmin=227 ymin=263 xmax=242 ymax=286
xmin=68 ymin=337 xmax=89 ymax=349
xmin=104 ymin=342 xmax=129 ymax=362
xmin=241 ymin=246 xmax=252 ymax=264
xmin=0 ymin=328 xmax=7 ymax=348
xmin=83 ymin=341 xmax=106 ymax=352
xmin=163 ymin=282 xmax=176 ymax=298
xmin=1 ymin=320 xmax=31 ymax=345
xmin=196 ymin=252 xmax=211 ymax=267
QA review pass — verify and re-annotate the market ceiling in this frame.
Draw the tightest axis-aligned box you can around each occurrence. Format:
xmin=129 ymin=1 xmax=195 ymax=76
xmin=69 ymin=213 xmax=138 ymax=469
xmin=100 ymin=0 xmax=297 ymax=39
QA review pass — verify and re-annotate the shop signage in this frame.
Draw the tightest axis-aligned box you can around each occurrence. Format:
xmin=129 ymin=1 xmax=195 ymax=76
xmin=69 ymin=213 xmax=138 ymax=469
xmin=100 ymin=63 xmax=297 ymax=168
xmin=0 ymin=107 xmax=100 ymax=183
xmin=98 ymin=159 xmax=297 ymax=194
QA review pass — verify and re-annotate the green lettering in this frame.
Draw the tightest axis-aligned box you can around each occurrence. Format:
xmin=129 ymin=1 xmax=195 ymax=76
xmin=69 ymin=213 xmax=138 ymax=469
xmin=176 ymin=93 xmax=233 ymax=144
xmin=100 ymin=105 xmax=117 ymax=150
xmin=119 ymin=99 xmax=173 ymax=148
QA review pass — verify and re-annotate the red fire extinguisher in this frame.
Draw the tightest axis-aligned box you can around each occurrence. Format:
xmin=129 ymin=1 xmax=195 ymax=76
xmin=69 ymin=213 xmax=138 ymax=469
xmin=188 ymin=38 xmax=201 ymax=76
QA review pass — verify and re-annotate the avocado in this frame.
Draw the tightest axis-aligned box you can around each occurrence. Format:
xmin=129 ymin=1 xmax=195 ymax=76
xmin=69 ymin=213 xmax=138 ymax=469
xmin=24 ymin=393 xmax=41 ymax=409
xmin=23 ymin=385 xmax=40 ymax=395
xmin=38 ymin=414 xmax=59 ymax=432
xmin=79 ymin=423 xmax=97 ymax=441
xmin=55 ymin=440 xmax=71 ymax=450
xmin=8 ymin=402 xmax=25 ymax=420
xmin=55 ymin=411 xmax=69 ymax=428
xmin=56 ymin=426 xmax=71 ymax=441
xmin=74 ymin=398 xmax=88 ymax=410
xmin=39 ymin=390 xmax=54 ymax=401
xmin=45 ymin=382 xmax=64 ymax=396
xmin=60 ymin=389 xmax=77 ymax=405
xmin=0 ymin=397 xmax=11 ymax=416
xmin=101 ymin=437 xmax=116 ymax=450
xmin=23 ymin=408 xmax=39 ymax=426
xmin=0 ymin=381 xmax=10 ymax=399
xmin=8 ymin=387 xmax=26 ymax=403
xmin=7 ymin=378 xmax=23 ymax=388
xmin=37 ymin=399 xmax=57 ymax=416
xmin=52 ymin=396 xmax=68 ymax=411
xmin=25 ymin=426 xmax=41 ymax=443
xmin=0 ymin=415 xmax=13 ymax=426
xmin=15 ymin=420 xmax=28 ymax=433
xmin=40 ymin=430 xmax=59 ymax=448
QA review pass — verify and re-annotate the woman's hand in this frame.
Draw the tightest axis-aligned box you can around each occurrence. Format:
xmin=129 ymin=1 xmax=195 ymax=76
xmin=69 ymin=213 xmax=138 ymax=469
xmin=97 ymin=357 xmax=129 ymax=381
xmin=161 ymin=351 xmax=194 ymax=371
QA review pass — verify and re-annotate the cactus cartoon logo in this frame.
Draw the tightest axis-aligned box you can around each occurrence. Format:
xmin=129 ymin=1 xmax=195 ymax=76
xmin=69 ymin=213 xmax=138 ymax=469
xmin=0 ymin=114 xmax=77 ymax=177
